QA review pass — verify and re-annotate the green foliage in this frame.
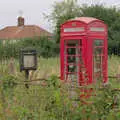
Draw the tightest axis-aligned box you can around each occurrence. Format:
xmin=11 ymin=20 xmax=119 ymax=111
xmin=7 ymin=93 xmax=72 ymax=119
xmin=0 ymin=36 xmax=59 ymax=59
xmin=1 ymin=75 xmax=17 ymax=90
xmin=81 ymin=5 xmax=120 ymax=55
xmin=0 ymin=57 xmax=120 ymax=119
xmin=48 ymin=0 xmax=81 ymax=43
xmin=0 ymin=74 xmax=120 ymax=119
xmin=48 ymin=1 xmax=120 ymax=54
xmin=20 ymin=36 xmax=59 ymax=58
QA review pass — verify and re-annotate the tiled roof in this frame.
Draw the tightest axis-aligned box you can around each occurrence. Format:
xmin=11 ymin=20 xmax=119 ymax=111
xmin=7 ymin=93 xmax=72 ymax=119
xmin=0 ymin=25 xmax=52 ymax=39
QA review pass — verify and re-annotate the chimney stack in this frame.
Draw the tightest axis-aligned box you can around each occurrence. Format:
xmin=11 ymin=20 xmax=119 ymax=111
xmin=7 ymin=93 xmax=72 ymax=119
xmin=18 ymin=16 xmax=25 ymax=26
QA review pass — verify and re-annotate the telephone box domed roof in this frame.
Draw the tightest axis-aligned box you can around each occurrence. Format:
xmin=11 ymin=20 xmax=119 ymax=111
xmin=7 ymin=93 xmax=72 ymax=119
xmin=67 ymin=17 xmax=104 ymax=24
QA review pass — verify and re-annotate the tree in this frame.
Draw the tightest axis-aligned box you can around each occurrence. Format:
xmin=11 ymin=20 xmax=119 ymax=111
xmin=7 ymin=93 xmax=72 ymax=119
xmin=81 ymin=5 xmax=120 ymax=55
xmin=48 ymin=0 xmax=81 ymax=43
xmin=48 ymin=1 xmax=120 ymax=55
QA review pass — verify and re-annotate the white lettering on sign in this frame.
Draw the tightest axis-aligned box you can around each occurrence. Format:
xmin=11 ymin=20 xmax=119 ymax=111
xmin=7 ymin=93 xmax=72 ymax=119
xmin=90 ymin=27 xmax=105 ymax=32
xmin=64 ymin=27 xmax=85 ymax=32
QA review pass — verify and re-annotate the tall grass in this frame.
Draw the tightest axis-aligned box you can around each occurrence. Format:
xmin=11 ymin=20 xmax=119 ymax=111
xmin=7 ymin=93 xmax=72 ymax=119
xmin=108 ymin=55 xmax=120 ymax=88
xmin=0 ymin=56 xmax=120 ymax=120
xmin=0 ymin=57 xmax=59 ymax=80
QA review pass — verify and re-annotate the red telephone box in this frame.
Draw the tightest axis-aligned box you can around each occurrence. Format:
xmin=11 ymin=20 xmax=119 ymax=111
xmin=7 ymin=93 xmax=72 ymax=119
xmin=60 ymin=17 xmax=108 ymax=86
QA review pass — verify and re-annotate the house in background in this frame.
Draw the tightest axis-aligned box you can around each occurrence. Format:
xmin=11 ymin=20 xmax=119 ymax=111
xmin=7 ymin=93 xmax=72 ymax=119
xmin=0 ymin=16 xmax=52 ymax=43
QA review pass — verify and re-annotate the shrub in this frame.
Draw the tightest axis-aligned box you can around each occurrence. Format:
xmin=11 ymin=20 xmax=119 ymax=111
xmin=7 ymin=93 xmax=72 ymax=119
xmin=0 ymin=36 xmax=59 ymax=59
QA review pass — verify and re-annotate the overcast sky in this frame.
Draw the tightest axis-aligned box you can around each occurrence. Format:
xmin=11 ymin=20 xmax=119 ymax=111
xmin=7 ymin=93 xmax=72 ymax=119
xmin=0 ymin=0 xmax=119 ymax=32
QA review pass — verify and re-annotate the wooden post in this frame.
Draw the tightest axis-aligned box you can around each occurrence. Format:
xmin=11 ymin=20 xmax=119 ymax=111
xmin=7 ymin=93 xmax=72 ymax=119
xmin=25 ymin=70 xmax=29 ymax=88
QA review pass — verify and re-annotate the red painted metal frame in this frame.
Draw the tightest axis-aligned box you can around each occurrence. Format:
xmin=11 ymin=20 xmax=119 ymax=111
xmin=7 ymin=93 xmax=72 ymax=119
xmin=60 ymin=17 xmax=108 ymax=85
